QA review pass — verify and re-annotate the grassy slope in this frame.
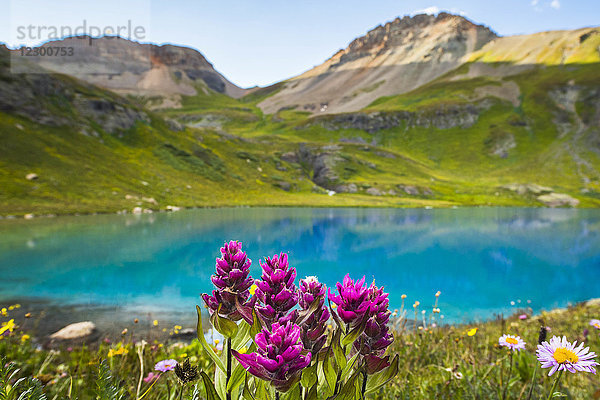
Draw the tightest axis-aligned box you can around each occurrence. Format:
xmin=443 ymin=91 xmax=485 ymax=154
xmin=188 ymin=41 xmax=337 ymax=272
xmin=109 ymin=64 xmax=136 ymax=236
xmin=1 ymin=49 xmax=599 ymax=215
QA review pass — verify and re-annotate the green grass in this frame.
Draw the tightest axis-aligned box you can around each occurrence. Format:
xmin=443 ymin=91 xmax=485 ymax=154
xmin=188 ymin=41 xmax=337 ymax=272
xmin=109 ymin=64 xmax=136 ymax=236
xmin=1 ymin=299 xmax=599 ymax=399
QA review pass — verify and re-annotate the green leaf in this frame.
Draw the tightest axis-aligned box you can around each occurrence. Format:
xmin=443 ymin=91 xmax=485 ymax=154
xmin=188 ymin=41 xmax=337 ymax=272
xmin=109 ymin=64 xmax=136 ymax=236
xmin=232 ymin=320 xmax=251 ymax=350
xmin=341 ymin=313 xmax=369 ymax=347
xmin=196 ymin=305 xmax=227 ymax=373
xmin=365 ymin=354 xmax=399 ymax=394
xmin=332 ymin=329 xmax=347 ymax=371
xmin=242 ymin=374 xmax=256 ymax=400
xmin=304 ymin=383 xmax=318 ymax=400
xmin=200 ymin=371 xmax=222 ymax=400
xmin=301 ymin=359 xmax=318 ymax=389
xmin=551 ymin=392 xmax=567 ymax=398
xmin=340 ymin=352 xmax=360 ymax=382
xmin=335 ymin=370 xmax=361 ymax=400
xmin=250 ymin=309 xmax=263 ymax=339
xmin=215 ymin=366 xmax=227 ymax=400
xmin=322 ymin=349 xmax=337 ymax=396
xmin=226 ymin=363 xmax=246 ymax=392
xmin=211 ymin=305 xmax=239 ymax=338
xmin=281 ymin=382 xmax=302 ymax=399
xmin=255 ymin=379 xmax=271 ymax=400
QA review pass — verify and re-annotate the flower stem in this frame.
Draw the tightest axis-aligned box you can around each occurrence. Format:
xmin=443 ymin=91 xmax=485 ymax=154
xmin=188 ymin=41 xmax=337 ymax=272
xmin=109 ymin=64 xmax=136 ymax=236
xmin=178 ymin=384 xmax=185 ymax=400
xmin=275 ymin=392 xmax=280 ymax=400
xmin=361 ymin=370 xmax=368 ymax=399
xmin=502 ymin=351 xmax=513 ymax=400
xmin=546 ymin=370 xmax=563 ymax=400
xmin=526 ymin=364 xmax=538 ymax=400
xmin=226 ymin=338 xmax=232 ymax=400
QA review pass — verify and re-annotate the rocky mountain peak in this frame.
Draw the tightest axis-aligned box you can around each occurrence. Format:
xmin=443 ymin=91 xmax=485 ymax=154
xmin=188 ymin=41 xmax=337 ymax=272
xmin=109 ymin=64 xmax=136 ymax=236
xmin=8 ymin=36 xmax=246 ymax=105
xmin=258 ymin=13 xmax=498 ymax=114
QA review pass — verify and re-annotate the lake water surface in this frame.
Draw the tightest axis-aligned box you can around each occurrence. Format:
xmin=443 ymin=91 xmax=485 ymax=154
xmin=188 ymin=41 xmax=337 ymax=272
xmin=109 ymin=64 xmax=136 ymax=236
xmin=1 ymin=208 xmax=599 ymax=330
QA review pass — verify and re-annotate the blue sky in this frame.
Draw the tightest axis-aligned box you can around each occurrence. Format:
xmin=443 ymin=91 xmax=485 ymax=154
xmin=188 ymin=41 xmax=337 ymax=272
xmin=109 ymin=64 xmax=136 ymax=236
xmin=2 ymin=0 xmax=599 ymax=88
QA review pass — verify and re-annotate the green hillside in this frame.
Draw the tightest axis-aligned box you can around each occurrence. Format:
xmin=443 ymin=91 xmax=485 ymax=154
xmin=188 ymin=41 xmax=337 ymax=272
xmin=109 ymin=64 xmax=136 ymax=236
xmin=1 ymin=44 xmax=599 ymax=217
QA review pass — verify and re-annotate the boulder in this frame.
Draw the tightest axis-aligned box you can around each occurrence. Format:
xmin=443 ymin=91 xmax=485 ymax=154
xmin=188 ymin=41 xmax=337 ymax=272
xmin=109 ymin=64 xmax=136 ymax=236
xmin=537 ymin=193 xmax=579 ymax=207
xmin=366 ymin=188 xmax=383 ymax=196
xmin=50 ymin=321 xmax=96 ymax=340
xmin=26 ymin=173 xmax=38 ymax=180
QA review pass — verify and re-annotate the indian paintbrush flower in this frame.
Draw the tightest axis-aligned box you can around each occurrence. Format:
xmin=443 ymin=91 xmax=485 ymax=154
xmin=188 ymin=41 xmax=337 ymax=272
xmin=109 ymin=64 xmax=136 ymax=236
xmin=499 ymin=334 xmax=526 ymax=351
xmin=296 ymin=276 xmax=330 ymax=355
xmin=201 ymin=241 xmax=256 ymax=324
xmin=233 ymin=321 xmax=311 ymax=392
xmin=328 ymin=274 xmax=374 ymax=326
xmin=536 ymin=335 xmax=598 ymax=376
xmin=353 ymin=282 xmax=394 ymax=374
xmin=255 ymin=252 xmax=298 ymax=325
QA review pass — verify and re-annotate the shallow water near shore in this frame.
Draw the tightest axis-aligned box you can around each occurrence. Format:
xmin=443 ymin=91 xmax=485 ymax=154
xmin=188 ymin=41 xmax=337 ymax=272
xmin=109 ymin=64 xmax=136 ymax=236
xmin=1 ymin=207 xmax=599 ymax=335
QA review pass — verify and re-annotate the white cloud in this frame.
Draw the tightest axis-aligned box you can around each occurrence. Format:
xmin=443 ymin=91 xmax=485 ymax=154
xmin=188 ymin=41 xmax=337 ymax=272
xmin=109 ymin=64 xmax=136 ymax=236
xmin=411 ymin=6 xmax=467 ymax=17
xmin=531 ymin=0 xmax=539 ymax=5
xmin=550 ymin=0 xmax=560 ymax=9
xmin=412 ymin=6 xmax=440 ymax=15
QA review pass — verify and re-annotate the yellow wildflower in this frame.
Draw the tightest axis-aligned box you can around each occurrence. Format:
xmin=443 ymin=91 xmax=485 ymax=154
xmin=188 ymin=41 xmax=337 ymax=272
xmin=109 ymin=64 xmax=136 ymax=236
xmin=0 ymin=319 xmax=16 ymax=335
xmin=249 ymin=284 xmax=258 ymax=296
xmin=401 ymin=294 xmax=407 ymax=299
xmin=174 ymin=325 xmax=182 ymax=330
xmin=1 ymin=308 xmax=7 ymax=316
xmin=467 ymin=328 xmax=477 ymax=337
xmin=153 ymin=320 xmax=159 ymax=326
xmin=107 ymin=346 xmax=129 ymax=357
xmin=21 ymin=334 xmax=30 ymax=342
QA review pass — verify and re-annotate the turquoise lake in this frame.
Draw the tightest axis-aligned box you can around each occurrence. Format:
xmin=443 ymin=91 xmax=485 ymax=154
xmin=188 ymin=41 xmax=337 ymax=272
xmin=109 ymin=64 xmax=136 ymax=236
xmin=1 ymin=207 xmax=599 ymax=328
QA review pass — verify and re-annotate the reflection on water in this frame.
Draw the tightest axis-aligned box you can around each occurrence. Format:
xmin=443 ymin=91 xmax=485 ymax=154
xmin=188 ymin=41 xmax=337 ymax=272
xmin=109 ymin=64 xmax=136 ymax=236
xmin=1 ymin=208 xmax=599 ymax=326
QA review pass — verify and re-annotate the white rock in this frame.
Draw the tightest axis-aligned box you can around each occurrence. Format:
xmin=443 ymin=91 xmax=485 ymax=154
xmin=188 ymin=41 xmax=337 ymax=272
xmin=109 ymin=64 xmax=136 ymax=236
xmin=132 ymin=207 xmax=143 ymax=214
xmin=50 ymin=321 xmax=96 ymax=340
xmin=166 ymin=205 xmax=181 ymax=212
xmin=142 ymin=197 xmax=158 ymax=205
xmin=23 ymin=214 xmax=34 ymax=220
xmin=26 ymin=173 xmax=38 ymax=181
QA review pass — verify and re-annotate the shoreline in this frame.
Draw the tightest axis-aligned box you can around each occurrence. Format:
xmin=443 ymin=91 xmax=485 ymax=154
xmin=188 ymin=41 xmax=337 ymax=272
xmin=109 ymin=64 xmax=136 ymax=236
xmin=0 ymin=203 xmax=593 ymax=221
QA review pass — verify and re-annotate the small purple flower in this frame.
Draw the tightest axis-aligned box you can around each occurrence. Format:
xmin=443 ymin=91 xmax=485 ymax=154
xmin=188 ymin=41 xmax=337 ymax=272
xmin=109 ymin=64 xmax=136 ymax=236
xmin=155 ymin=359 xmax=178 ymax=372
xmin=499 ymin=334 xmax=526 ymax=351
xmin=537 ymin=336 xmax=598 ymax=376
xmin=297 ymin=276 xmax=330 ymax=355
xmin=201 ymin=241 xmax=256 ymax=324
xmin=233 ymin=321 xmax=311 ymax=392
xmin=255 ymin=253 xmax=298 ymax=325
xmin=143 ymin=372 xmax=160 ymax=383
